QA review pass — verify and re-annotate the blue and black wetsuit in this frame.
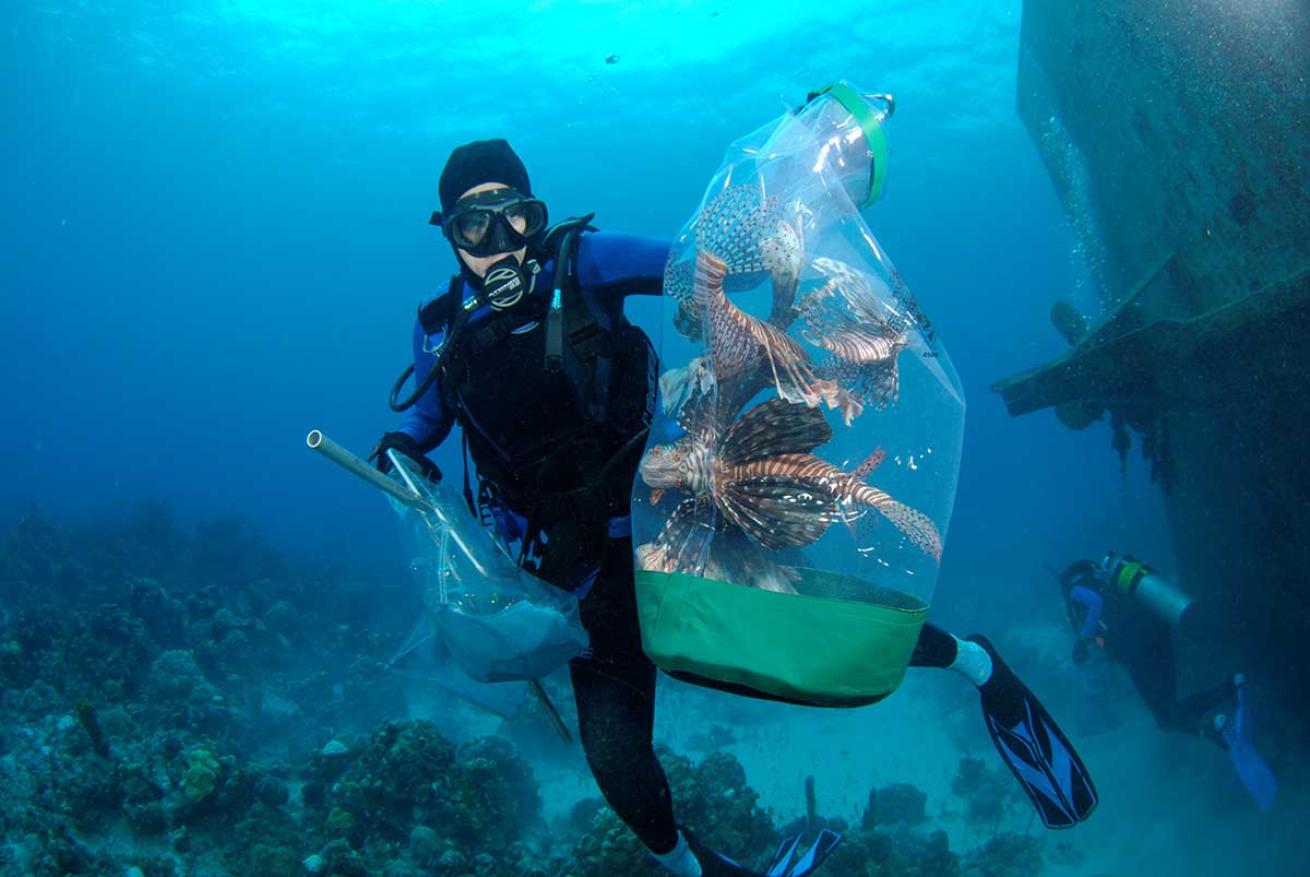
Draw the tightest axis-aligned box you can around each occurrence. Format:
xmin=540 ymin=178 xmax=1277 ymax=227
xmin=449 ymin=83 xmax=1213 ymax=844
xmin=1060 ymin=561 xmax=1233 ymax=735
xmin=399 ymin=229 xmax=683 ymax=853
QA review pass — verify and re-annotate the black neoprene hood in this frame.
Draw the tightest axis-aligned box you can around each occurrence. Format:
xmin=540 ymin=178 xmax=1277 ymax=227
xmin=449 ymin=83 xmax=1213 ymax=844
xmin=438 ymin=139 xmax=532 ymax=213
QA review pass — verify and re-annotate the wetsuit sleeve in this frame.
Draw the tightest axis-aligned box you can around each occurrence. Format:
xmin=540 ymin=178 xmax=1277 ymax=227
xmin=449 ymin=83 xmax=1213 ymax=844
xmin=1068 ymin=586 xmax=1103 ymax=640
xmin=398 ymin=320 xmax=456 ymax=451
xmin=576 ymin=232 xmax=670 ymax=305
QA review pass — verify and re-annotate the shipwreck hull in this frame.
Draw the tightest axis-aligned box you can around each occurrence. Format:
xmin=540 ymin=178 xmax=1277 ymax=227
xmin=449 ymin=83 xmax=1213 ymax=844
xmin=998 ymin=0 xmax=1310 ymax=733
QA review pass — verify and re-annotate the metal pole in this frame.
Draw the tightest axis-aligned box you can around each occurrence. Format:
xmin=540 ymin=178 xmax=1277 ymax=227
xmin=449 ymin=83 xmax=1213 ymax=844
xmin=305 ymin=429 xmax=433 ymax=513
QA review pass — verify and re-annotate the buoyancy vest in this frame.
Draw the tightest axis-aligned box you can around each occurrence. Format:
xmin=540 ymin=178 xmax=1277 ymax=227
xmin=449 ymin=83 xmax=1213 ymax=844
xmin=418 ymin=219 xmax=657 ymax=532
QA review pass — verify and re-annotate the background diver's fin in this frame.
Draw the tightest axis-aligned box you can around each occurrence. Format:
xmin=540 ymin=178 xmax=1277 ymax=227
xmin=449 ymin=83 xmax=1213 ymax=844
xmin=1220 ymin=677 xmax=1278 ymax=811
xmin=968 ymin=635 xmax=1099 ymax=829
xmin=1224 ymin=727 xmax=1278 ymax=812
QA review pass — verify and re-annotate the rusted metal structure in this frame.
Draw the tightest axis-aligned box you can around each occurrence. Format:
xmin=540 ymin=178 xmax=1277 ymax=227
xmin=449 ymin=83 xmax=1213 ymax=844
xmin=995 ymin=0 xmax=1310 ymax=730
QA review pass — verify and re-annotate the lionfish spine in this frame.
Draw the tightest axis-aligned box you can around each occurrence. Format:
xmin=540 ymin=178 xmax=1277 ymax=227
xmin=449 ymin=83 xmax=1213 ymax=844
xmin=816 ymin=334 xmax=900 ymax=363
xmin=729 ymin=455 xmax=942 ymax=561
xmin=731 ymin=456 xmax=874 ymax=502
xmin=730 ymin=455 xmax=825 ymax=478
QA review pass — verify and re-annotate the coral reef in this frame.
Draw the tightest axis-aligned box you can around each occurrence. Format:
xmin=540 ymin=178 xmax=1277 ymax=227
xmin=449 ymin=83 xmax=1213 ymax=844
xmin=0 ymin=506 xmax=543 ymax=876
xmin=951 ymin=755 xmax=1022 ymax=825
xmin=961 ymin=832 xmax=1044 ymax=877
xmin=75 ymin=698 xmax=111 ymax=758
xmin=0 ymin=506 xmax=1050 ymax=877
xmin=864 ymin=782 xmax=929 ymax=828
xmin=569 ymin=748 xmax=777 ymax=877
xmin=826 ymin=825 xmax=960 ymax=877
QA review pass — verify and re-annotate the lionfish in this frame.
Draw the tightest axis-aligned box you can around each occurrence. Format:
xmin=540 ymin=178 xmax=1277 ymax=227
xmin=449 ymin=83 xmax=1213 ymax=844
xmin=796 ymin=256 xmax=909 ymax=420
xmin=639 ymin=397 xmax=943 ymax=575
xmin=664 ymin=186 xmax=911 ymax=426
xmin=637 ymin=522 xmax=802 ymax=595
xmin=663 ymin=186 xmax=852 ymax=422
xmin=665 ymin=185 xmax=805 ymax=340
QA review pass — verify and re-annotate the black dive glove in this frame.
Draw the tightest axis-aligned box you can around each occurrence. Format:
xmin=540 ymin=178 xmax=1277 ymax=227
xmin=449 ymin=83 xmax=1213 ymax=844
xmin=371 ymin=431 xmax=442 ymax=483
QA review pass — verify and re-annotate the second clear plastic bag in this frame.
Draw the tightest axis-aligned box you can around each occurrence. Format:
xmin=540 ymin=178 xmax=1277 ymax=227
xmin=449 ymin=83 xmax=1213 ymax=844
xmin=389 ymin=453 xmax=589 ymax=683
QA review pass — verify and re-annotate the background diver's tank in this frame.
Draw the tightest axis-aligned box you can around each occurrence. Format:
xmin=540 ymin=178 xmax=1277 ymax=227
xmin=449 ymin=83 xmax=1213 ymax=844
xmin=993 ymin=1 xmax=1310 ymax=735
xmin=1103 ymin=552 xmax=1193 ymax=627
xmin=632 ymin=84 xmax=965 ymax=707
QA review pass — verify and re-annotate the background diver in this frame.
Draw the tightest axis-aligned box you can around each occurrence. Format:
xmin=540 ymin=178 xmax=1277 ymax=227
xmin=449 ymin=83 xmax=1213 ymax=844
xmin=373 ymin=138 xmax=1097 ymax=877
xmin=1057 ymin=553 xmax=1277 ymax=811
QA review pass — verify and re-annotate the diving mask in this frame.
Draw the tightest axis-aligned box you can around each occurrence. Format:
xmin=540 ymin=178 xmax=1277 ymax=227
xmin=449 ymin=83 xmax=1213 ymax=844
xmin=430 ymin=188 xmax=549 ymax=257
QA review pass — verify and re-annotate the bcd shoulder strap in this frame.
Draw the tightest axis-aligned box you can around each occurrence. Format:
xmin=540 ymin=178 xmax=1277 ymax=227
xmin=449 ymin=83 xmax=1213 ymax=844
xmin=544 ymin=214 xmax=597 ymax=372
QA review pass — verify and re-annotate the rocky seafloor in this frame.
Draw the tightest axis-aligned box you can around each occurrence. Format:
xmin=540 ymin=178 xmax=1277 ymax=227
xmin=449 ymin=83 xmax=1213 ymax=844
xmin=0 ymin=505 xmax=1054 ymax=876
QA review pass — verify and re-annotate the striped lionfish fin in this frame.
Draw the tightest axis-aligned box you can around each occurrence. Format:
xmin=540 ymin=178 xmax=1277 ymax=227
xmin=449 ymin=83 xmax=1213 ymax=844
xmin=875 ymin=499 xmax=944 ymax=563
xmin=720 ymin=397 xmax=832 ymax=466
xmin=719 ymin=476 xmax=838 ymax=551
xmin=638 ymin=498 xmax=720 ymax=577
xmin=851 ymin=447 xmax=887 ymax=482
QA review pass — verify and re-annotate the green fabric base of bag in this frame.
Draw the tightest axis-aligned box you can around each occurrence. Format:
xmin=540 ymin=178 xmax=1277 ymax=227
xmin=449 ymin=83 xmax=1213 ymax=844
xmin=635 ymin=568 xmax=928 ymax=708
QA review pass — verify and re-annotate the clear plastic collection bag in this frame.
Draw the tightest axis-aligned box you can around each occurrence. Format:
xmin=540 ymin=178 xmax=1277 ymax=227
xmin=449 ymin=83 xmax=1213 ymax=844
xmin=631 ymin=84 xmax=966 ymax=704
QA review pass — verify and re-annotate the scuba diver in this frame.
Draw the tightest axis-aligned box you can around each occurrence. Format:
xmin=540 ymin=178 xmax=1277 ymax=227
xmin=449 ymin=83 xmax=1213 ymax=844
xmin=373 ymin=138 xmax=1096 ymax=877
xmin=1058 ymin=553 xmax=1277 ymax=811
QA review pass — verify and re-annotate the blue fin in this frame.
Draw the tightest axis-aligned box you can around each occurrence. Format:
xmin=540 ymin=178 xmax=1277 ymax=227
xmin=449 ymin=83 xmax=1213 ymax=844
xmin=1220 ymin=680 xmax=1278 ymax=811
xmin=765 ymin=836 xmax=800 ymax=875
xmin=970 ymin=635 xmax=1099 ymax=829
xmin=684 ymin=827 xmax=840 ymax=877
xmin=766 ymin=829 xmax=842 ymax=877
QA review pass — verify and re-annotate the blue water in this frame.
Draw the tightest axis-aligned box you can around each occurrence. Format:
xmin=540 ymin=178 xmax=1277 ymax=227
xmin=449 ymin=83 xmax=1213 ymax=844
xmin=5 ymin=2 xmax=1291 ymax=876
xmin=0 ymin=0 xmax=1164 ymax=575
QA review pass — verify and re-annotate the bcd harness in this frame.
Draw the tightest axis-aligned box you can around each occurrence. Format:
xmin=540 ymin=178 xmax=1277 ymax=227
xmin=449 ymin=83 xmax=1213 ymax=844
xmin=413 ymin=216 xmax=656 ymax=576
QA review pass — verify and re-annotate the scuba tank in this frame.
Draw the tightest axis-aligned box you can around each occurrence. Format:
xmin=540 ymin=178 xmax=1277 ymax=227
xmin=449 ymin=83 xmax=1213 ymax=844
xmin=1102 ymin=552 xmax=1194 ymax=626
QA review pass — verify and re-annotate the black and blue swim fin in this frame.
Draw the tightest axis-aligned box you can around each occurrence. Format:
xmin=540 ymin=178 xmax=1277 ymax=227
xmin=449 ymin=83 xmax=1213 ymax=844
xmin=684 ymin=828 xmax=842 ymax=877
xmin=768 ymin=829 xmax=842 ymax=876
xmin=1216 ymin=674 xmax=1278 ymax=811
xmin=969 ymin=635 xmax=1099 ymax=829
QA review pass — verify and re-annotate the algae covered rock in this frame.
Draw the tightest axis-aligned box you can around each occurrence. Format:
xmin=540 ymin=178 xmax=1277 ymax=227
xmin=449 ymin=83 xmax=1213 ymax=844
xmin=144 ymin=649 xmax=223 ymax=731
xmin=667 ymin=750 xmax=777 ymax=858
xmin=182 ymin=747 xmax=221 ymax=802
xmin=408 ymin=824 xmax=442 ymax=867
xmin=0 ymin=637 xmax=30 ymax=688
xmin=328 ymin=718 xmax=542 ymax=868
xmin=119 ymin=759 xmax=168 ymax=835
xmin=570 ymin=748 xmax=776 ymax=877
xmin=453 ymin=735 xmax=541 ymax=841
xmin=951 ymin=755 xmax=1020 ymax=824
xmin=962 ymin=831 xmax=1043 ymax=877
xmin=826 ymin=825 xmax=960 ymax=877
xmin=864 ymin=782 xmax=928 ymax=827
xmin=332 ymin=720 xmax=458 ymax=841
xmin=146 ymin=650 xmax=211 ymax=700
xmin=230 ymin=802 xmax=305 ymax=877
